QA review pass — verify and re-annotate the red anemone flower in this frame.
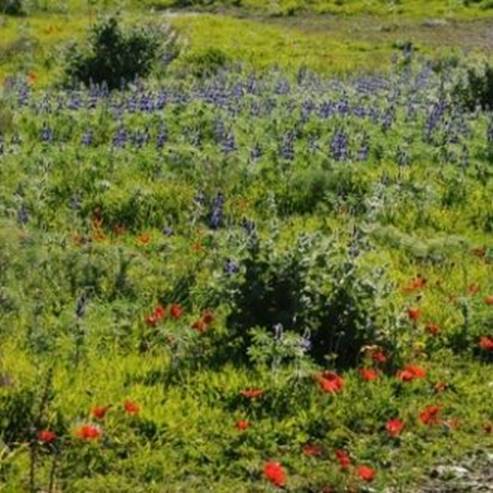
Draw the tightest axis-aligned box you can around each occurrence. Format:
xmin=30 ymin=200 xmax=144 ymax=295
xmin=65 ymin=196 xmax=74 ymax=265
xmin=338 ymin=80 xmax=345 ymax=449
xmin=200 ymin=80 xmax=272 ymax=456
xmin=407 ymin=307 xmax=422 ymax=322
xmin=91 ymin=405 xmax=110 ymax=420
xmin=263 ymin=461 xmax=286 ymax=488
xmin=335 ymin=449 xmax=351 ymax=470
xmin=202 ymin=310 xmax=214 ymax=324
xmin=357 ymin=465 xmax=376 ymax=482
xmin=419 ymin=405 xmax=441 ymax=425
xmin=397 ymin=364 xmax=426 ymax=382
xmin=192 ymin=319 xmax=207 ymax=333
xmin=170 ymin=303 xmax=184 ymax=319
xmin=371 ymin=349 xmax=387 ymax=364
xmin=316 ymin=371 xmax=344 ymax=394
xmin=75 ymin=424 xmax=102 ymax=441
xmin=235 ymin=419 xmax=250 ymax=431
xmin=425 ymin=322 xmax=440 ymax=335
xmin=124 ymin=400 xmax=141 ymax=416
xmin=37 ymin=430 xmax=56 ymax=444
xmin=479 ymin=336 xmax=493 ymax=351
xmin=402 ymin=276 xmax=427 ymax=293
xmin=240 ymin=388 xmax=264 ymax=399
xmin=154 ymin=305 xmax=166 ymax=320
xmin=386 ymin=418 xmax=405 ymax=437
xmin=359 ymin=368 xmax=379 ymax=382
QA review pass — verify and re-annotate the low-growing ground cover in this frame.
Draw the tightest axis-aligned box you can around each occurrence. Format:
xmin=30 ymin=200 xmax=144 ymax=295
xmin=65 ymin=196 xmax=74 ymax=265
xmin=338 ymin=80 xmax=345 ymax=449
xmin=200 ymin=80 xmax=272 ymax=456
xmin=0 ymin=3 xmax=493 ymax=493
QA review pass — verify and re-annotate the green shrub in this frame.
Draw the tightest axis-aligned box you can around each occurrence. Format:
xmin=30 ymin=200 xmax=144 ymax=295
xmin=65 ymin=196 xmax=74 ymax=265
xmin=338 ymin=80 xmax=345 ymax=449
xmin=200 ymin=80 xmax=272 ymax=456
xmin=64 ymin=16 xmax=171 ymax=89
xmin=222 ymin=230 xmax=396 ymax=367
xmin=0 ymin=0 xmax=25 ymax=15
xmin=455 ymin=63 xmax=493 ymax=110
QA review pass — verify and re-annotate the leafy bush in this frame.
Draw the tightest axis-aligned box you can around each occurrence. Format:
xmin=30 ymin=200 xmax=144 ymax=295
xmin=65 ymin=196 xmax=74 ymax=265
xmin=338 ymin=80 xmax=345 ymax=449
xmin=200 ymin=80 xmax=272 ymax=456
xmin=222 ymin=230 xmax=396 ymax=367
xmin=0 ymin=0 xmax=25 ymax=15
xmin=455 ymin=63 xmax=493 ymax=110
xmin=64 ymin=16 xmax=172 ymax=89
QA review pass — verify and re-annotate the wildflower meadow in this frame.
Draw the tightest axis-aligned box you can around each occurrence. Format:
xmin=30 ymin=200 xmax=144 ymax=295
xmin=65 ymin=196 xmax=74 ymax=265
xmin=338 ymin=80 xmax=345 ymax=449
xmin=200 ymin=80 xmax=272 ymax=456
xmin=0 ymin=1 xmax=492 ymax=492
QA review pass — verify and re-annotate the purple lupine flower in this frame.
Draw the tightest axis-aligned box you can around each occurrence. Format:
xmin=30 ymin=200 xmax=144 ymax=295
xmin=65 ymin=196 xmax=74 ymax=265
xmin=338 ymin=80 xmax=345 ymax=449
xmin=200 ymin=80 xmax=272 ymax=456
xmin=156 ymin=127 xmax=167 ymax=149
xmin=17 ymin=204 xmax=29 ymax=225
xmin=222 ymin=132 xmax=236 ymax=153
xmin=224 ymin=258 xmax=239 ymax=275
xmin=113 ymin=127 xmax=128 ymax=148
xmin=330 ymin=129 xmax=349 ymax=161
xmin=242 ymin=217 xmax=256 ymax=235
xmin=250 ymin=143 xmax=262 ymax=161
xmin=81 ymin=130 xmax=93 ymax=146
xmin=209 ymin=192 xmax=225 ymax=230
xmin=280 ymin=132 xmax=295 ymax=161
xmin=40 ymin=123 xmax=54 ymax=143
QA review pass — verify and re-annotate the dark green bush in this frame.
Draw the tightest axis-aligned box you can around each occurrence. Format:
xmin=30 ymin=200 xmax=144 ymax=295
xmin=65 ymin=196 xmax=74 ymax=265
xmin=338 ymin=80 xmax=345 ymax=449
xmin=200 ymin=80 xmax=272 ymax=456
xmin=455 ymin=63 xmax=493 ymax=110
xmin=222 ymin=231 xmax=395 ymax=367
xmin=64 ymin=16 xmax=168 ymax=89
xmin=0 ymin=0 xmax=25 ymax=15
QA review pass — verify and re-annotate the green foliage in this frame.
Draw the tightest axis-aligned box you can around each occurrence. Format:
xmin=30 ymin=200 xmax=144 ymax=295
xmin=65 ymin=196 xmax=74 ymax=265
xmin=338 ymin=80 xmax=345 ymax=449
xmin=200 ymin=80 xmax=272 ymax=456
xmin=64 ymin=16 xmax=168 ymax=89
xmin=0 ymin=0 xmax=25 ymax=15
xmin=185 ymin=47 xmax=230 ymax=77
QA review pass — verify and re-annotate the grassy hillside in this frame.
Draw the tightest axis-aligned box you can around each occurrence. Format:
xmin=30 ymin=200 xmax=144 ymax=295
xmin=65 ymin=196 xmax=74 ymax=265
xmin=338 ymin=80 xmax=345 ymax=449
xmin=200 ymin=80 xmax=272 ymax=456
xmin=1 ymin=3 xmax=493 ymax=493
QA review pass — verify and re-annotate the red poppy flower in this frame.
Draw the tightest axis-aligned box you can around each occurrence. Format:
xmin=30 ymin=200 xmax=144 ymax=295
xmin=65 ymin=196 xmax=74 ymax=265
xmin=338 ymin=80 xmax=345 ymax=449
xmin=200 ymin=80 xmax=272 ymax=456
xmin=316 ymin=371 xmax=344 ymax=394
xmin=170 ymin=303 xmax=184 ymax=319
xmin=485 ymin=295 xmax=493 ymax=306
xmin=402 ymin=276 xmax=427 ymax=293
xmin=74 ymin=424 xmax=102 ymax=441
xmin=240 ymin=388 xmax=264 ymax=399
xmin=137 ymin=233 xmax=151 ymax=246
xmin=359 ymin=368 xmax=379 ymax=382
xmin=335 ymin=449 xmax=351 ymax=470
xmin=192 ymin=319 xmax=207 ymax=333
xmin=371 ymin=349 xmax=387 ymax=364
xmin=397 ymin=364 xmax=426 ymax=382
xmin=124 ymin=400 xmax=140 ymax=416
xmin=37 ymin=430 xmax=56 ymax=443
xmin=235 ymin=419 xmax=250 ymax=431
xmin=425 ymin=322 xmax=440 ymax=336
xmin=303 ymin=443 xmax=323 ymax=457
xmin=202 ymin=310 xmax=214 ymax=324
xmin=386 ymin=418 xmax=405 ymax=437
xmin=407 ymin=307 xmax=422 ymax=322
xmin=91 ymin=405 xmax=110 ymax=420
xmin=479 ymin=336 xmax=493 ymax=351
xmin=357 ymin=465 xmax=376 ymax=482
xmin=468 ymin=283 xmax=480 ymax=295
xmin=154 ymin=305 xmax=166 ymax=320
xmin=419 ymin=405 xmax=441 ymax=425
xmin=263 ymin=461 xmax=286 ymax=488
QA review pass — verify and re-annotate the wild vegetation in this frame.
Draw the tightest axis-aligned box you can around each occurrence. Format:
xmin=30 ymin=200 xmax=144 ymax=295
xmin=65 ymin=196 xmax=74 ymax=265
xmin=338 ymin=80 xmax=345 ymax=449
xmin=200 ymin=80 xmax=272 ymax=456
xmin=0 ymin=3 xmax=492 ymax=493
